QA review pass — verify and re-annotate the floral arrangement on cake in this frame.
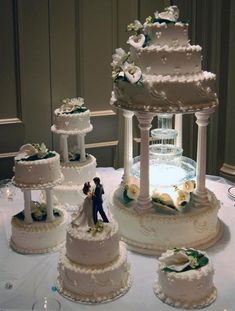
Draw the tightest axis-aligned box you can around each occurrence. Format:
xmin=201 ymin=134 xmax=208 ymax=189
xmin=13 ymin=201 xmax=62 ymax=222
xmin=145 ymin=5 xmax=180 ymax=24
xmin=152 ymin=180 xmax=195 ymax=212
xmin=15 ymin=143 xmax=55 ymax=161
xmin=58 ymin=97 xmax=87 ymax=114
xmin=68 ymin=146 xmax=88 ymax=162
xmin=159 ymin=247 xmax=209 ymax=273
xmin=111 ymin=48 xmax=143 ymax=85
xmin=123 ymin=183 xmax=140 ymax=203
xmin=87 ymin=220 xmax=112 ymax=236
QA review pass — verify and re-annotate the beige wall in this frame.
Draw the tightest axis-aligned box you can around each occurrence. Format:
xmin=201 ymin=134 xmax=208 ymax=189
xmin=0 ymin=0 xmax=234 ymax=181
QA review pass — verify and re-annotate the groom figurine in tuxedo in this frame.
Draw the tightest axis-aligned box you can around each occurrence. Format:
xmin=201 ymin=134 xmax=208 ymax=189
xmin=92 ymin=177 xmax=109 ymax=224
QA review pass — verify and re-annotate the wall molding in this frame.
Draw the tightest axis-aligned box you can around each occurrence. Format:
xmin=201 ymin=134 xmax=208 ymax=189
xmin=85 ymin=140 xmax=118 ymax=149
xmin=90 ymin=110 xmax=116 ymax=117
xmin=0 ymin=151 xmax=18 ymax=159
xmin=0 ymin=118 xmax=22 ymax=125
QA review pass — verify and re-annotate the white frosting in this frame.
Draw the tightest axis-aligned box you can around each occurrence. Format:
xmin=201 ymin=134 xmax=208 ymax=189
xmin=110 ymin=188 xmax=222 ymax=255
xmin=10 ymin=209 xmax=68 ymax=254
xmin=53 ymin=109 xmax=91 ymax=132
xmin=154 ymin=250 xmax=217 ymax=308
xmin=66 ymin=221 xmax=120 ymax=266
xmin=57 ymin=242 xmax=131 ymax=303
xmin=143 ymin=22 xmax=189 ymax=47
xmin=14 ymin=152 xmax=63 ymax=188
xmin=60 ymin=154 xmax=96 ymax=185
xmin=113 ymin=71 xmax=218 ymax=113
xmin=130 ymin=45 xmax=202 ymax=75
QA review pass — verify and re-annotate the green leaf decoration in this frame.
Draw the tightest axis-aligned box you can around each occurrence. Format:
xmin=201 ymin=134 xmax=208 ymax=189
xmin=123 ymin=188 xmax=133 ymax=204
xmin=162 ymin=248 xmax=209 ymax=273
xmin=64 ymin=106 xmax=88 ymax=114
xmin=143 ymin=34 xmax=151 ymax=48
xmin=19 ymin=152 xmax=55 ymax=162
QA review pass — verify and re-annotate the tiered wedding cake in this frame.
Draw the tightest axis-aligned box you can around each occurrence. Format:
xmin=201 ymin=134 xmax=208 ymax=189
xmin=57 ymin=185 xmax=131 ymax=303
xmin=109 ymin=6 xmax=222 ymax=255
xmin=51 ymin=97 xmax=96 ymax=209
xmin=11 ymin=143 xmax=67 ymax=254
xmin=154 ymin=248 xmax=217 ymax=308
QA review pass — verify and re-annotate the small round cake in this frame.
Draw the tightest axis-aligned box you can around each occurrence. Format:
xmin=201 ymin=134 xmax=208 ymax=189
xmin=10 ymin=205 xmax=68 ymax=254
xmin=13 ymin=143 xmax=63 ymax=188
xmin=153 ymin=248 xmax=217 ymax=309
xmin=52 ymin=97 xmax=92 ymax=133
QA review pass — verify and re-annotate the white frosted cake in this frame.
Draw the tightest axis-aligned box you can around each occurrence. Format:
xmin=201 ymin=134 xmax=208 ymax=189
xmin=154 ymin=248 xmax=217 ymax=308
xmin=11 ymin=203 xmax=68 ymax=254
xmin=52 ymin=97 xmax=91 ymax=133
xmin=109 ymin=6 xmax=222 ymax=255
xmin=13 ymin=143 xmax=63 ymax=188
xmin=57 ymin=218 xmax=131 ymax=303
xmin=11 ymin=144 xmax=67 ymax=254
xmin=51 ymin=97 xmax=96 ymax=208
xmin=111 ymin=6 xmax=218 ymax=113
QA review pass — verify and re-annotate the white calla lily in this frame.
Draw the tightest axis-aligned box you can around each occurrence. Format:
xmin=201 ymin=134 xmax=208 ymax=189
xmin=158 ymin=5 xmax=179 ymax=22
xmin=127 ymin=34 xmax=145 ymax=49
xmin=122 ymin=63 xmax=142 ymax=84
xmin=126 ymin=184 xmax=140 ymax=200
xmin=111 ymin=48 xmax=128 ymax=69
xmin=15 ymin=144 xmax=37 ymax=160
xmin=159 ymin=249 xmax=190 ymax=272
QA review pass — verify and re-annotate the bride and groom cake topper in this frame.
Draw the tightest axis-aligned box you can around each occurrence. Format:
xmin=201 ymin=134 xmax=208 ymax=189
xmin=73 ymin=177 xmax=109 ymax=228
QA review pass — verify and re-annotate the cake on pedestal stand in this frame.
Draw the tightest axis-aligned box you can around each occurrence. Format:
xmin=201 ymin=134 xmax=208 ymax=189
xmin=109 ymin=6 xmax=223 ymax=255
xmin=11 ymin=144 xmax=67 ymax=254
xmin=50 ymin=97 xmax=97 ymax=210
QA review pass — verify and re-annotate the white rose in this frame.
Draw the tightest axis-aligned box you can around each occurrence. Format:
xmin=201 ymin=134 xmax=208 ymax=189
xmin=111 ymin=48 xmax=128 ymax=69
xmin=126 ymin=184 xmax=140 ymax=200
xmin=37 ymin=143 xmax=48 ymax=158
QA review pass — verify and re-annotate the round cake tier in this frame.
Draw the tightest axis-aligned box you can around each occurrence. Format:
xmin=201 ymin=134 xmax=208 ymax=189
xmin=110 ymin=188 xmax=223 ymax=255
xmin=60 ymin=154 xmax=97 ymax=186
xmin=57 ymin=242 xmax=131 ymax=303
xmin=130 ymin=45 xmax=201 ymax=75
xmin=13 ymin=152 xmax=63 ymax=189
xmin=53 ymin=109 xmax=91 ymax=132
xmin=66 ymin=221 xmax=120 ymax=266
xmin=113 ymin=71 xmax=218 ymax=113
xmin=143 ymin=22 xmax=189 ymax=47
xmin=154 ymin=251 xmax=217 ymax=309
xmin=51 ymin=124 xmax=93 ymax=136
xmin=132 ymin=156 xmax=195 ymax=187
xmin=10 ymin=208 xmax=68 ymax=254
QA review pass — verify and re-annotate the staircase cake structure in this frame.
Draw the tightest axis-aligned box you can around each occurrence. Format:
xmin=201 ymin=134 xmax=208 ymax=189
xmin=11 ymin=143 xmax=67 ymax=254
xmin=153 ymin=248 xmax=217 ymax=308
xmin=51 ymin=97 xmax=97 ymax=209
xmin=109 ymin=6 xmax=223 ymax=255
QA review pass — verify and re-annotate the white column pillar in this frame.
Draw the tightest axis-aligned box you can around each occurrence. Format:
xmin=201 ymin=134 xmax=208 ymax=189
xmin=175 ymin=114 xmax=183 ymax=148
xmin=23 ymin=189 xmax=33 ymax=224
xmin=45 ymin=189 xmax=55 ymax=222
xmin=61 ymin=134 xmax=69 ymax=162
xmin=135 ymin=112 xmax=155 ymax=211
xmin=79 ymin=133 xmax=86 ymax=162
xmin=194 ymin=108 xmax=214 ymax=204
xmin=122 ymin=109 xmax=134 ymax=184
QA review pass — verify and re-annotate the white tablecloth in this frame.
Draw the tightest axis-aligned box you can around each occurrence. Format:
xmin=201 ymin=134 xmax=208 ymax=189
xmin=0 ymin=168 xmax=234 ymax=311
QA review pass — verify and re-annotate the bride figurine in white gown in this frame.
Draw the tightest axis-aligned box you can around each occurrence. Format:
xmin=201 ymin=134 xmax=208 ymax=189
xmin=72 ymin=182 xmax=94 ymax=228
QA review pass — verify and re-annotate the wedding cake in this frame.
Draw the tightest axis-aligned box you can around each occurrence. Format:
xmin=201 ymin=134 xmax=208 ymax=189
xmin=51 ymin=97 xmax=96 ymax=208
xmin=11 ymin=143 xmax=67 ymax=254
xmin=57 ymin=184 xmax=131 ymax=303
xmin=153 ymin=248 xmax=217 ymax=308
xmin=111 ymin=6 xmax=218 ymax=113
xmin=109 ymin=6 xmax=222 ymax=255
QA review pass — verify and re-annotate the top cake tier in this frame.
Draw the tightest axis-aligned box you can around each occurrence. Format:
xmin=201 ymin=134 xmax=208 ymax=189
xmin=110 ymin=6 xmax=218 ymax=113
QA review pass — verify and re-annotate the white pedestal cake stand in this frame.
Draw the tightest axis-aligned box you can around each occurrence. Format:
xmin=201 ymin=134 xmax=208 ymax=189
xmin=11 ymin=175 xmax=66 ymax=254
xmin=110 ymin=106 xmax=223 ymax=255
